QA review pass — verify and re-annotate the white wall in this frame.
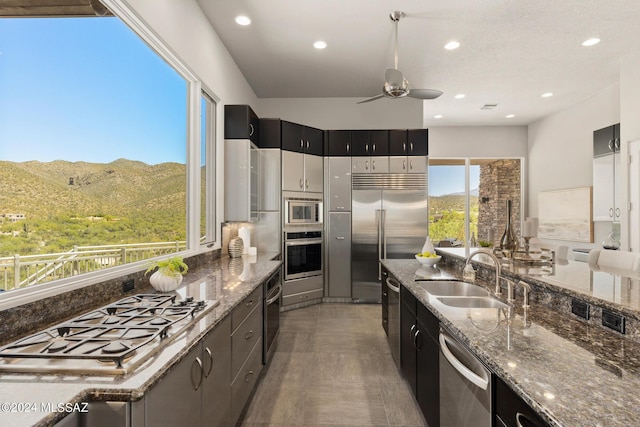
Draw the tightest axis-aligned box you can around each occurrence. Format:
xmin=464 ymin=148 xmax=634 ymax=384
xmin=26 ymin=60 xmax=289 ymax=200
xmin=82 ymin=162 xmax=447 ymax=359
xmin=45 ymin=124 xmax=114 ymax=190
xmin=528 ymin=83 xmax=620 ymax=251
xmin=428 ymin=126 xmax=528 ymax=158
xmin=256 ymin=97 xmax=424 ymax=130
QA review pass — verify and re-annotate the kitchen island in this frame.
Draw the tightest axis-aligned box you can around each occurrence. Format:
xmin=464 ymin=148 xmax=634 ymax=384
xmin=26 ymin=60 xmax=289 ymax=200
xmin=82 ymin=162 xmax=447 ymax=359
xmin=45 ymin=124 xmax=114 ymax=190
xmin=382 ymin=257 xmax=640 ymax=427
xmin=0 ymin=254 xmax=281 ymax=427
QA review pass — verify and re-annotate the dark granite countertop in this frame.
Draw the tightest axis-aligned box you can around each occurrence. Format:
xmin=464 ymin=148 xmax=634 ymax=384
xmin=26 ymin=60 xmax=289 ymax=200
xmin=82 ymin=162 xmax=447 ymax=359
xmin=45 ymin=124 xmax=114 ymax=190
xmin=382 ymin=258 xmax=640 ymax=427
xmin=0 ymin=254 xmax=281 ymax=427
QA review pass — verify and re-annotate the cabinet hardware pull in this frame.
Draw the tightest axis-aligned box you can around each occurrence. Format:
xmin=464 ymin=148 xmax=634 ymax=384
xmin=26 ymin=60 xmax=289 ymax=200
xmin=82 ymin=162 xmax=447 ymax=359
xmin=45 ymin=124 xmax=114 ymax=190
xmin=306 ymin=140 xmax=310 ymax=150
xmin=609 ymin=208 xmax=614 ymax=217
xmin=245 ymin=370 xmax=254 ymax=383
xmin=192 ymin=357 xmax=204 ymax=391
xmin=410 ymin=142 xmax=413 ymax=152
xmin=515 ymin=412 xmax=534 ymax=427
xmin=372 ymin=143 xmax=376 ymax=153
xmin=336 ymin=236 xmax=345 ymax=240
xmin=403 ymin=160 xmax=406 ymax=170
xmin=246 ymin=299 xmax=254 ymax=307
xmin=409 ymin=159 xmax=413 ymax=170
xmin=299 ymin=178 xmax=304 ymax=189
xmin=305 ymin=179 xmax=309 ymax=189
xmin=403 ymin=142 xmax=406 ymax=152
xmin=203 ymin=347 xmax=213 ymax=378
xmin=608 ymin=139 xmax=613 ymax=151
xmin=366 ymin=143 xmax=369 ymax=153
xmin=346 ymin=143 xmax=350 ymax=153
xmin=300 ymin=295 xmax=308 ymax=299
xmin=249 ymin=123 xmax=254 ymax=136
xmin=365 ymin=160 xmax=369 ymax=171
xmin=300 ymin=139 xmax=304 ymax=148
xmin=413 ymin=329 xmax=421 ymax=350
xmin=372 ymin=160 xmax=376 ymax=170
xmin=245 ymin=330 xmax=254 ymax=340
xmin=616 ymin=208 xmax=620 ymax=217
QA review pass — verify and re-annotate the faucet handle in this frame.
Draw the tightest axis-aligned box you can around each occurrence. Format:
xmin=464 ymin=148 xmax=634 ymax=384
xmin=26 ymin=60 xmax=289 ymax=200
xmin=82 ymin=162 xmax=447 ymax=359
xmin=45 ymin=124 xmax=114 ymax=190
xmin=504 ymin=279 xmax=517 ymax=304
xmin=518 ymin=281 xmax=532 ymax=309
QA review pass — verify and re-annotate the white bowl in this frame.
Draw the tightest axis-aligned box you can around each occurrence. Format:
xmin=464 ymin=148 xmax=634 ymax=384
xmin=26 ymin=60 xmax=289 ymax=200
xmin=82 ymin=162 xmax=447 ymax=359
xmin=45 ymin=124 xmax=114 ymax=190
xmin=415 ymin=254 xmax=442 ymax=266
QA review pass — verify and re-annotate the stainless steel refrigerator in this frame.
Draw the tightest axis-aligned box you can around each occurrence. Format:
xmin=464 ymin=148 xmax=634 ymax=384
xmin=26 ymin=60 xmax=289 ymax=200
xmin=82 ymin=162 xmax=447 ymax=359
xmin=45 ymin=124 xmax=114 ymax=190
xmin=351 ymin=174 xmax=428 ymax=302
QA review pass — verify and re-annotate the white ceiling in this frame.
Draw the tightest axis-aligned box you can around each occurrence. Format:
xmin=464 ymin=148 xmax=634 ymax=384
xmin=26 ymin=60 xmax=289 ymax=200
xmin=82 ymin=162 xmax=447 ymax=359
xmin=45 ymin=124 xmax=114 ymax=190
xmin=197 ymin=0 xmax=640 ymax=125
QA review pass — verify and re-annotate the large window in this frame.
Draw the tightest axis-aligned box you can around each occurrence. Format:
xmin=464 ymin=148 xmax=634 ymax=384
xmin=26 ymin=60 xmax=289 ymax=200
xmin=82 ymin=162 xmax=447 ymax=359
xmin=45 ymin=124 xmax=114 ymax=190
xmin=0 ymin=7 xmax=214 ymax=295
xmin=429 ymin=158 xmax=522 ymax=254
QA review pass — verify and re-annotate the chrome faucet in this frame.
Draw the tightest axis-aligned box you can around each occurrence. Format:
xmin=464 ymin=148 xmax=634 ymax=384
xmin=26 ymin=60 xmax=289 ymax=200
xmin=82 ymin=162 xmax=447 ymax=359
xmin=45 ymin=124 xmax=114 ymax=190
xmin=507 ymin=279 xmax=531 ymax=308
xmin=465 ymin=250 xmax=502 ymax=296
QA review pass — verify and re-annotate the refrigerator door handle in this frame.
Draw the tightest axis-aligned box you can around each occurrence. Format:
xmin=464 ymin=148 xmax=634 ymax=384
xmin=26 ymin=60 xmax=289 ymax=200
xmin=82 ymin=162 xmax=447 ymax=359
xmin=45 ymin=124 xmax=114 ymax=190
xmin=376 ymin=209 xmax=382 ymax=280
xmin=382 ymin=209 xmax=387 ymax=260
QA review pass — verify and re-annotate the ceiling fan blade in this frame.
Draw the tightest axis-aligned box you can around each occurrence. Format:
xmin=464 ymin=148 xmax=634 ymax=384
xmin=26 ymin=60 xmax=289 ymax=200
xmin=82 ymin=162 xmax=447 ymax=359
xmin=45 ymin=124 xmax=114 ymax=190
xmin=408 ymin=89 xmax=444 ymax=100
xmin=385 ymin=68 xmax=405 ymax=86
xmin=357 ymin=94 xmax=386 ymax=104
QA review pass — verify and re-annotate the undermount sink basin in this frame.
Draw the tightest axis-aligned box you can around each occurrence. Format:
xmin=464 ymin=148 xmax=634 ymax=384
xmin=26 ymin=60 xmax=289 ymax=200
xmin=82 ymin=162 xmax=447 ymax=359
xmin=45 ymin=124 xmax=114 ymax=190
xmin=416 ymin=280 xmax=490 ymax=297
xmin=435 ymin=296 xmax=511 ymax=309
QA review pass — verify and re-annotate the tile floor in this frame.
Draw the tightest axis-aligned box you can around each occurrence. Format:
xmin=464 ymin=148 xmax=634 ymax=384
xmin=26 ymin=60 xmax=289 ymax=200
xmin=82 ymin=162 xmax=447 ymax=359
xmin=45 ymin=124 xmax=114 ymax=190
xmin=239 ymin=303 xmax=427 ymax=427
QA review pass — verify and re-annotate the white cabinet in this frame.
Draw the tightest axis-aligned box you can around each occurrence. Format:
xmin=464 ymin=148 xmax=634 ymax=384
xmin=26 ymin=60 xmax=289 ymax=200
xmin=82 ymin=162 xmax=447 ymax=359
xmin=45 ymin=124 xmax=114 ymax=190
xmin=327 ymin=157 xmax=352 ymax=211
xmin=352 ymin=156 xmax=389 ymax=173
xmin=593 ymin=124 xmax=621 ymax=222
xmin=225 ymin=140 xmax=259 ymax=221
xmin=282 ymin=150 xmax=323 ymax=193
xmin=389 ymin=156 xmax=426 ymax=174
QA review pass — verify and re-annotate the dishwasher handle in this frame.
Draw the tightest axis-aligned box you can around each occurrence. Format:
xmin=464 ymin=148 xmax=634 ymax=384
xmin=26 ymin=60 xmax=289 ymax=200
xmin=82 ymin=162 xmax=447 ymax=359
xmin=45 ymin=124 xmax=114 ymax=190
xmin=439 ymin=332 xmax=489 ymax=390
xmin=385 ymin=277 xmax=400 ymax=293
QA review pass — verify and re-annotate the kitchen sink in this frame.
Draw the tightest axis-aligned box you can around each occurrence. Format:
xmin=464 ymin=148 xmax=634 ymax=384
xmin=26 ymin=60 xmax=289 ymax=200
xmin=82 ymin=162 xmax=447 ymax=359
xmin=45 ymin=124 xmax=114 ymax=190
xmin=435 ymin=296 xmax=511 ymax=309
xmin=416 ymin=280 xmax=490 ymax=297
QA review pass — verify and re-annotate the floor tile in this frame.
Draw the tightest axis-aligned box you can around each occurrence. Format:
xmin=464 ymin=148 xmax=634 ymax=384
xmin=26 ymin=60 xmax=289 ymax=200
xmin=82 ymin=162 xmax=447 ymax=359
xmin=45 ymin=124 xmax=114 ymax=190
xmin=302 ymin=383 xmax=388 ymax=425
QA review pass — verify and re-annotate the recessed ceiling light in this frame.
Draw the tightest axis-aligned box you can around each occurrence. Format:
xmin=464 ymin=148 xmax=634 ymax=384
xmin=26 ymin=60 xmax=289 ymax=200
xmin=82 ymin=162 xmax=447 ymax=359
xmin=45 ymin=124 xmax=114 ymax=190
xmin=313 ymin=41 xmax=327 ymax=49
xmin=506 ymin=114 xmax=515 ymax=118
xmin=454 ymin=94 xmax=466 ymax=99
xmin=235 ymin=15 xmax=251 ymax=26
xmin=434 ymin=114 xmax=443 ymax=119
xmin=582 ymin=37 xmax=600 ymax=47
xmin=444 ymin=41 xmax=460 ymax=50
xmin=541 ymin=92 xmax=554 ymax=98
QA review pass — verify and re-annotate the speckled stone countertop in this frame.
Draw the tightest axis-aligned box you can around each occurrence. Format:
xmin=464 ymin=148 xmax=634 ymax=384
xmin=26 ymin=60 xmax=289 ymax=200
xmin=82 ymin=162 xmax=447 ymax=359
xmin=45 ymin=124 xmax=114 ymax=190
xmin=0 ymin=254 xmax=281 ymax=427
xmin=382 ymin=258 xmax=640 ymax=427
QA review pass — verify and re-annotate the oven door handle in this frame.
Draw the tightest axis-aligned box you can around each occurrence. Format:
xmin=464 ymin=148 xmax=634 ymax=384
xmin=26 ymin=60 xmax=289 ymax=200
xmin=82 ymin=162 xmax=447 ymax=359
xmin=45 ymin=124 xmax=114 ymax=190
xmin=285 ymin=239 xmax=323 ymax=246
xmin=266 ymin=284 xmax=283 ymax=305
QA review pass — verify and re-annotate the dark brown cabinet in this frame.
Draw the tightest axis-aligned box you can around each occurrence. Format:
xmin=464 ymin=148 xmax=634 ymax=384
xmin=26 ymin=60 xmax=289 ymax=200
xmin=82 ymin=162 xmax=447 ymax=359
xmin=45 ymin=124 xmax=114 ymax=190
xmin=281 ymin=120 xmax=323 ymax=156
xmin=350 ymin=130 xmax=390 ymax=156
xmin=326 ymin=130 xmax=351 ymax=156
xmin=259 ymin=118 xmax=281 ymax=149
xmin=495 ymin=376 xmax=550 ymax=427
xmin=224 ymin=105 xmax=259 ymax=145
xmin=389 ymin=129 xmax=428 ymax=156
xmin=400 ymin=286 xmax=439 ymax=427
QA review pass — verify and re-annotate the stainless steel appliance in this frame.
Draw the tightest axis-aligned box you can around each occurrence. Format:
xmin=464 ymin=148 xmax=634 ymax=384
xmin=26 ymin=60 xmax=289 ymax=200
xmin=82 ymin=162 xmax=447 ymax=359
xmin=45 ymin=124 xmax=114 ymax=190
xmin=351 ymin=174 xmax=428 ymax=302
xmin=0 ymin=294 xmax=219 ymax=374
xmin=263 ymin=268 xmax=281 ymax=363
xmin=439 ymin=326 xmax=492 ymax=427
xmin=385 ymin=273 xmax=401 ymax=368
xmin=284 ymin=229 xmax=323 ymax=280
xmin=285 ymin=198 xmax=322 ymax=225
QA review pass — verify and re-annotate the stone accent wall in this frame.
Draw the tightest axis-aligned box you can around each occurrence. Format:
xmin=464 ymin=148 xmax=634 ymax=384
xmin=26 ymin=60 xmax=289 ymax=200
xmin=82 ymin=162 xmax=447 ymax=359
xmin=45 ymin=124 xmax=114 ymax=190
xmin=477 ymin=160 xmax=521 ymax=247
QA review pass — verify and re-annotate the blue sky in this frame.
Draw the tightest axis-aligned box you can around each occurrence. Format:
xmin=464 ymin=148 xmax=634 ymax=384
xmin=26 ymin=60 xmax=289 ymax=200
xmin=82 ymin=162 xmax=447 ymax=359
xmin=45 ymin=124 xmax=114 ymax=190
xmin=0 ymin=17 xmax=186 ymax=165
xmin=429 ymin=164 xmax=480 ymax=196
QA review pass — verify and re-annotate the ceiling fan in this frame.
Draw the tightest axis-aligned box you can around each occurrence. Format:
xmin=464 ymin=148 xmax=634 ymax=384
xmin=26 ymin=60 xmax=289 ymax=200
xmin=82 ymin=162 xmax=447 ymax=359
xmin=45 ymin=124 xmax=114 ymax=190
xmin=358 ymin=11 xmax=443 ymax=104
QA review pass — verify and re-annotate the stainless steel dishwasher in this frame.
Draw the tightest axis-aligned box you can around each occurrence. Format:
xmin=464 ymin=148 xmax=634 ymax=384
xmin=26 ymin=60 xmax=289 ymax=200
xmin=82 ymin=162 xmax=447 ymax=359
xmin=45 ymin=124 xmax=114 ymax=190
xmin=385 ymin=274 xmax=401 ymax=369
xmin=439 ymin=326 xmax=492 ymax=427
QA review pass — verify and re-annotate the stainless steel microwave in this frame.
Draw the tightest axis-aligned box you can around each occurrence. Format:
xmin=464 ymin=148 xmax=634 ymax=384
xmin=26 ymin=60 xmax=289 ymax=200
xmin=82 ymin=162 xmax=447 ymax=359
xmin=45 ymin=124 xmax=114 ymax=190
xmin=285 ymin=199 xmax=322 ymax=225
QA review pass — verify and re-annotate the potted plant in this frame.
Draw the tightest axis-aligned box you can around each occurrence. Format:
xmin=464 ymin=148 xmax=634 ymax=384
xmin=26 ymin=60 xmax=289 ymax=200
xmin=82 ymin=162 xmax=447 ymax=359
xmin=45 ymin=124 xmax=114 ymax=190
xmin=145 ymin=256 xmax=189 ymax=292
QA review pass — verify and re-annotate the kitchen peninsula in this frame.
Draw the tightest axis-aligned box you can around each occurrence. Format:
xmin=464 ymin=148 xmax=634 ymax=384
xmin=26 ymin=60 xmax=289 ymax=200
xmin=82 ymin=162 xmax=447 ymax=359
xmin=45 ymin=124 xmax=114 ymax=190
xmin=382 ymin=250 xmax=640 ymax=427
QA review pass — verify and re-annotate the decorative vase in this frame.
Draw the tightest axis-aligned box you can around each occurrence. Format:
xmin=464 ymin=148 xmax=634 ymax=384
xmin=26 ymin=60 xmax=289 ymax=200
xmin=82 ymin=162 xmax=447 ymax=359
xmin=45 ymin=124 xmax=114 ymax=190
xmin=149 ymin=270 xmax=183 ymax=292
xmin=422 ymin=236 xmax=435 ymax=254
xmin=229 ymin=236 xmax=244 ymax=258
xmin=499 ymin=200 xmax=519 ymax=254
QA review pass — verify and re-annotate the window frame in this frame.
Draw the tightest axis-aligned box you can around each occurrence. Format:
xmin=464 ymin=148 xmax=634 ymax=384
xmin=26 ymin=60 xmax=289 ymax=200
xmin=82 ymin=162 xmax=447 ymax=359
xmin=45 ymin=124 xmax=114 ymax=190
xmin=0 ymin=0 xmax=219 ymax=311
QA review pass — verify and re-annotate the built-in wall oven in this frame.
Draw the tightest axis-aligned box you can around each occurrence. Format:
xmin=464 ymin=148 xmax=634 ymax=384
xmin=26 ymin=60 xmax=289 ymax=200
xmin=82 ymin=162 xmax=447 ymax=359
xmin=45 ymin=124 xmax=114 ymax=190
xmin=263 ymin=268 xmax=281 ymax=364
xmin=284 ymin=229 xmax=323 ymax=280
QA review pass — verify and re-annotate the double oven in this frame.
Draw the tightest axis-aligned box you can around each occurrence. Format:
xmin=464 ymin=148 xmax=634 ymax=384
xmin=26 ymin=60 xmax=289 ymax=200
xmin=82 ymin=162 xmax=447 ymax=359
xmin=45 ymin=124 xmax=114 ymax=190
xmin=283 ymin=195 xmax=323 ymax=290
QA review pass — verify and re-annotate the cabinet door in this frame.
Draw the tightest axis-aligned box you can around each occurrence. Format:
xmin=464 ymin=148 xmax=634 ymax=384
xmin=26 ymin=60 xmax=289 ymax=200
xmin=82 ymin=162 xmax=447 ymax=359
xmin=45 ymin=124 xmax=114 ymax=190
xmin=407 ymin=157 xmax=426 ymax=174
xmin=281 ymin=121 xmax=305 ymax=153
xmin=416 ymin=304 xmax=440 ymax=427
xmin=593 ymin=155 xmax=614 ymax=221
xmin=305 ymin=126 xmax=324 ymax=156
xmin=400 ymin=288 xmax=417 ymax=395
xmin=351 ymin=130 xmax=371 ymax=156
xmin=389 ymin=130 xmax=408 ymax=155
xmin=144 ymin=346 xmax=203 ymax=426
xmin=370 ymin=130 xmax=390 ymax=155
xmin=202 ymin=317 xmax=232 ymax=427
xmin=407 ymin=129 xmax=428 ymax=156
xmin=327 ymin=130 xmax=351 ymax=156
xmin=327 ymin=157 xmax=352 ymax=211
xmin=304 ymin=154 xmax=324 ymax=192
xmin=259 ymin=149 xmax=281 ymax=211
xmin=352 ymin=157 xmax=371 ymax=173
xmin=224 ymin=105 xmax=259 ymax=144
xmin=593 ymin=125 xmax=615 ymax=157
xmin=370 ymin=156 xmax=389 ymax=173
xmin=282 ymin=150 xmax=305 ymax=191
xmin=259 ymin=118 xmax=281 ymax=149
xmin=495 ymin=376 xmax=550 ymax=427
xmin=389 ymin=156 xmax=408 ymax=173
xmin=328 ymin=212 xmax=351 ymax=297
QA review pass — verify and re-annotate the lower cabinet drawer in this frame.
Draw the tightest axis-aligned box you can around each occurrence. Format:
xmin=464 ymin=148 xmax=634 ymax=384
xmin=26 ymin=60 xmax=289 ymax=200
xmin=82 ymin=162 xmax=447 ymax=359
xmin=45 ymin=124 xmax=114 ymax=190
xmin=231 ymin=303 xmax=262 ymax=379
xmin=231 ymin=287 xmax=262 ymax=332
xmin=231 ymin=338 xmax=263 ymax=423
xmin=282 ymin=288 xmax=323 ymax=306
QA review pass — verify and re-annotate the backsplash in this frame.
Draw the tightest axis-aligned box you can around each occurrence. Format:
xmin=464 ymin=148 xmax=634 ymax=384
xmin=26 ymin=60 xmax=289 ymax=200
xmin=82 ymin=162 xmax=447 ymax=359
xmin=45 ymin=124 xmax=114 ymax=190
xmin=0 ymin=249 xmax=221 ymax=346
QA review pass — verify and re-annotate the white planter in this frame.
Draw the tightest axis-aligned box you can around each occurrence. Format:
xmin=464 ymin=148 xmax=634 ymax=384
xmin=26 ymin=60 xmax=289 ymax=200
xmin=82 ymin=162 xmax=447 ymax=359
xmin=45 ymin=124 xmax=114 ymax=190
xmin=149 ymin=271 xmax=183 ymax=292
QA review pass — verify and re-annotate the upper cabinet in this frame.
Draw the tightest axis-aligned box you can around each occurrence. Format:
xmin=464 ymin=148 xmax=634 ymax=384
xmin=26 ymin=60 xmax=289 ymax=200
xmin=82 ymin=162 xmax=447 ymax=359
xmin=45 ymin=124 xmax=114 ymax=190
xmin=224 ymin=105 xmax=259 ymax=145
xmin=389 ymin=129 xmax=428 ymax=173
xmin=593 ymin=124 xmax=621 ymax=222
xmin=351 ymin=130 xmax=390 ymax=173
xmin=281 ymin=121 xmax=323 ymax=156
xmin=326 ymin=130 xmax=351 ymax=156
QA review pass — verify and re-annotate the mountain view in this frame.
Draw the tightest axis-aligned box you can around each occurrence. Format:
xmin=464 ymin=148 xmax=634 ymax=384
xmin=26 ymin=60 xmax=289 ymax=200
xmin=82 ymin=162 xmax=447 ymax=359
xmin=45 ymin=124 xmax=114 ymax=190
xmin=0 ymin=159 xmax=187 ymax=257
xmin=429 ymin=192 xmax=479 ymax=243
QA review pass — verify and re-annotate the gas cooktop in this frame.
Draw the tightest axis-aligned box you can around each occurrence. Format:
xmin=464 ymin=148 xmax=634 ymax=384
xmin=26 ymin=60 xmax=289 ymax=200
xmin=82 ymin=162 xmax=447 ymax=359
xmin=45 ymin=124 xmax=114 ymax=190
xmin=0 ymin=294 xmax=219 ymax=375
